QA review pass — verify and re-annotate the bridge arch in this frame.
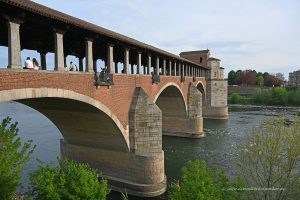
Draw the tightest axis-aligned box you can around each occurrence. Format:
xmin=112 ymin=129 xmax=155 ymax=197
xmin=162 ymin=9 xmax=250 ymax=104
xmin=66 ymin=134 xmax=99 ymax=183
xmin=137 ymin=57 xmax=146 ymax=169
xmin=154 ymin=82 xmax=187 ymax=112
xmin=0 ymin=88 xmax=129 ymax=152
xmin=196 ymin=81 xmax=206 ymax=104
xmin=154 ymin=83 xmax=187 ymax=133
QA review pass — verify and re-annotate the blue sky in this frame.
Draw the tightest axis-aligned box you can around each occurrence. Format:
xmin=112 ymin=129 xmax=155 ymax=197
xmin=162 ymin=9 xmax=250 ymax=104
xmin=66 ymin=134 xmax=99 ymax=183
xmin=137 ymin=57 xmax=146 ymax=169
xmin=1 ymin=0 xmax=300 ymax=78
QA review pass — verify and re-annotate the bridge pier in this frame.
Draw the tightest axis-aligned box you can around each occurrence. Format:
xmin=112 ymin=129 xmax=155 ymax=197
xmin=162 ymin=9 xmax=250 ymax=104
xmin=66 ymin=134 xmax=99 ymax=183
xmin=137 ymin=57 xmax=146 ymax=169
xmin=58 ymin=87 xmax=166 ymax=197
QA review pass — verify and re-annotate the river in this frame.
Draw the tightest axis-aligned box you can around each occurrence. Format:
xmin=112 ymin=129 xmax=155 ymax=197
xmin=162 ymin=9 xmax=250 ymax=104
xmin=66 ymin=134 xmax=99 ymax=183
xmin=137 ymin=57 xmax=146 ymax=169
xmin=0 ymin=102 xmax=298 ymax=199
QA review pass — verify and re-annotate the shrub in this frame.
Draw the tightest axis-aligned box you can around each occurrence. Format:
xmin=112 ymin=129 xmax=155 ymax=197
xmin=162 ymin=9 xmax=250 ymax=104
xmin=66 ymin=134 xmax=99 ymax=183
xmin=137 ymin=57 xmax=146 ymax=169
xmin=169 ymin=160 xmax=243 ymax=200
xmin=0 ymin=117 xmax=35 ymax=200
xmin=272 ymin=87 xmax=288 ymax=105
xmin=30 ymin=159 xmax=110 ymax=200
xmin=229 ymin=93 xmax=241 ymax=104
xmin=237 ymin=117 xmax=300 ymax=199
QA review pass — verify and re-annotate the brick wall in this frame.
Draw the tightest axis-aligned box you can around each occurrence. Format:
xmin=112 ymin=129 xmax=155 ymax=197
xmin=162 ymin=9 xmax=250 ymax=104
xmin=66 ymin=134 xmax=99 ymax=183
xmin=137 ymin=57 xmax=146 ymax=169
xmin=0 ymin=69 xmax=206 ymax=130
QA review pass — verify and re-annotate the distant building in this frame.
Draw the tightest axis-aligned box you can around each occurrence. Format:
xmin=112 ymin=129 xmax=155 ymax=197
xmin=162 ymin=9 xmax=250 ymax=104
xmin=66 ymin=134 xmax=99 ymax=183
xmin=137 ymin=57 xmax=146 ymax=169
xmin=288 ymin=70 xmax=300 ymax=87
xmin=179 ymin=49 xmax=224 ymax=79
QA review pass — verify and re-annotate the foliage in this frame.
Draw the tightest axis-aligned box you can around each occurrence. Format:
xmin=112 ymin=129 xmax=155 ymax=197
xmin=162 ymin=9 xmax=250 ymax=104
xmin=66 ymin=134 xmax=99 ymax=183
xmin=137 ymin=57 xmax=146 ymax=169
xmin=237 ymin=117 xmax=300 ymax=200
xmin=238 ymin=70 xmax=257 ymax=86
xmin=169 ymin=160 xmax=243 ymax=200
xmin=264 ymin=75 xmax=284 ymax=87
xmin=30 ymin=158 xmax=110 ymax=200
xmin=229 ymin=93 xmax=241 ymax=104
xmin=0 ymin=117 xmax=36 ymax=200
xmin=256 ymin=75 xmax=264 ymax=86
xmin=228 ymin=70 xmax=236 ymax=85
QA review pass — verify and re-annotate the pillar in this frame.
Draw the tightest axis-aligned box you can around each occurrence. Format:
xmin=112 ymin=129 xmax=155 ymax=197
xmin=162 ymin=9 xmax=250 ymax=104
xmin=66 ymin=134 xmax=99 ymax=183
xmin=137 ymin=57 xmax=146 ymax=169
xmin=40 ymin=52 xmax=47 ymax=70
xmin=78 ymin=57 xmax=83 ymax=71
xmin=178 ymin=63 xmax=181 ymax=76
xmin=187 ymin=84 xmax=203 ymax=135
xmin=7 ymin=21 xmax=21 ymax=69
xmin=54 ymin=31 xmax=65 ymax=71
xmin=107 ymin=44 xmax=114 ymax=73
xmin=147 ymin=53 xmax=151 ymax=75
xmin=174 ymin=61 xmax=177 ymax=76
xmin=137 ymin=51 xmax=141 ymax=74
xmin=163 ymin=59 xmax=166 ymax=76
xmin=169 ymin=60 xmax=172 ymax=76
xmin=156 ymin=56 xmax=160 ymax=75
xmin=182 ymin=64 xmax=185 ymax=76
xmin=85 ymin=39 xmax=94 ymax=72
xmin=124 ymin=48 xmax=130 ymax=74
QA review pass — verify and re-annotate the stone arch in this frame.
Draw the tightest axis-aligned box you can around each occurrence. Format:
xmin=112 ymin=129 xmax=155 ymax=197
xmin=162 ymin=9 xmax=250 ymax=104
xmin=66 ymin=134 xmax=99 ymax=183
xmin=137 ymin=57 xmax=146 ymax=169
xmin=154 ymin=82 xmax=187 ymax=112
xmin=0 ymin=88 xmax=129 ymax=152
xmin=154 ymin=84 xmax=188 ymax=133
xmin=196 ymin=81 xmax=206 ymax=104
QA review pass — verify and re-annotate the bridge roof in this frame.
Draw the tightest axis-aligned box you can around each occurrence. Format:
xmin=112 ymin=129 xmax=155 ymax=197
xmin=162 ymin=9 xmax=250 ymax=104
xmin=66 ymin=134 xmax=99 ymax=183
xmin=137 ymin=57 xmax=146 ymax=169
xmin=0 ymin=0 xmax=208 ymax=69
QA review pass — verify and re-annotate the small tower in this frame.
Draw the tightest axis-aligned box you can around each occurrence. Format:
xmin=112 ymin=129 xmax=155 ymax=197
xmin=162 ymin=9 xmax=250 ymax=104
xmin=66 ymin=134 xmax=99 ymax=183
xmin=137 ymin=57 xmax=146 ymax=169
xmin=179 ymin=50 xmax=228 ymax=119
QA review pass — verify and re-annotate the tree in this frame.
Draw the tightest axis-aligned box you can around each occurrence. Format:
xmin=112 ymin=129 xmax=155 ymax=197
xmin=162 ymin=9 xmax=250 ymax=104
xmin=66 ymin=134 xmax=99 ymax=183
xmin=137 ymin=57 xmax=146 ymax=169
xmin=275 ymin=73 xmax=285 ymax=81
xmin=238 ymin=70 xmax=257 ymax=86
xmin=256 ymin=75 xmax=264 ymax=86
xmin=264 ymin=75 xmax=284 ymax=87
xmin=263 ymin=72 xmax=269 ymax=79
xmin=0 ymin=117 xmax=35 ymax=200
xmin=30 ymin=158 xmax=110 ymax=200
xmin=169 ymin=160 xmax=243 ymax=200
xmin=237 ymin=117 xmax=300 ymax=200
xmin=228 ymin=70 xmax=236 ymax=85
xmin=235 ymin=70 xmax=242 ymax=85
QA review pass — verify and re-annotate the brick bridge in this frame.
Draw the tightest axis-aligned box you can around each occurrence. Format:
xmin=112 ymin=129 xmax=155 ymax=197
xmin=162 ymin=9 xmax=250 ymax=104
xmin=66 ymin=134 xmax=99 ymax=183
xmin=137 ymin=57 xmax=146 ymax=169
xmin=0 ymin=0 xmax=227 ymax=197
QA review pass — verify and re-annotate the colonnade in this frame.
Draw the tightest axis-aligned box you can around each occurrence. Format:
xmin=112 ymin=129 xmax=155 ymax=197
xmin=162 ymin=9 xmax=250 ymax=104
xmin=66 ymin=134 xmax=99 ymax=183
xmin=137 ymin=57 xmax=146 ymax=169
xmin=5 ymin=20 xmax=207 ymax=78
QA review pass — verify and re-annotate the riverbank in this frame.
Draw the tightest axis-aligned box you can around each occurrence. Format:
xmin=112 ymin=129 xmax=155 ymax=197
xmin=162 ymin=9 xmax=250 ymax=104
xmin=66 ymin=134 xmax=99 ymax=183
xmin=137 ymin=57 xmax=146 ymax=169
xmin=229 ymin=104 xmax=300 ymax=110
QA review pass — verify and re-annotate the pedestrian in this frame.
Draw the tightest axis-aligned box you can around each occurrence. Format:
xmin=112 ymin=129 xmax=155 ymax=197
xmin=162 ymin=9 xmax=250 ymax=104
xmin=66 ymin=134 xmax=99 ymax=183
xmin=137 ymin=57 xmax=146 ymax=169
xmin=32 ymin=58 xmax=39 ymax=70
xmin=23 ymin=57 xmax=33 ymax=69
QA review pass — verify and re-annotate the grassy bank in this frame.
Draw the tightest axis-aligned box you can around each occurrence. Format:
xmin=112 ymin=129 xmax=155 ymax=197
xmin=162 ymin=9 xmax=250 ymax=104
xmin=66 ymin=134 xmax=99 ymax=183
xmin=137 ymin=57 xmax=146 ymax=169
xmin=229 ymin=87 xmax=300 ymax=106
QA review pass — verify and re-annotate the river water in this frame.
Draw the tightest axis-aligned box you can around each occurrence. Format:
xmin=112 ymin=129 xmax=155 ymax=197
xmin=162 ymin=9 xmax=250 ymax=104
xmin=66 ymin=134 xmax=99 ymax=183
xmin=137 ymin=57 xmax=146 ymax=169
xmin=0 ymin=102 xmax=298 ymax=199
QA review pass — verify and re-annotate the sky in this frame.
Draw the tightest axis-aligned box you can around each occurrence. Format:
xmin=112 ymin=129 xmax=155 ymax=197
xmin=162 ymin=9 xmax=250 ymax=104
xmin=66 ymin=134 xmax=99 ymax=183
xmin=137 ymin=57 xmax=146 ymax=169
xmin=1 ymin=0 xmax=300 ymax=79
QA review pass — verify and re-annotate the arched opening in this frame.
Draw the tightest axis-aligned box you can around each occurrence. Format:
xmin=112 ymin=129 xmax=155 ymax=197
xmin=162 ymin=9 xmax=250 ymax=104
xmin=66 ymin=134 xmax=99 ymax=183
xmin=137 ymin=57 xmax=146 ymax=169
xmin=155 ymin=85 xmax=187 ymax=133
xmin=17 ymin=98 xmax=128 ymax=152
xmin=196 ymin=82 xmax=206 ymax=105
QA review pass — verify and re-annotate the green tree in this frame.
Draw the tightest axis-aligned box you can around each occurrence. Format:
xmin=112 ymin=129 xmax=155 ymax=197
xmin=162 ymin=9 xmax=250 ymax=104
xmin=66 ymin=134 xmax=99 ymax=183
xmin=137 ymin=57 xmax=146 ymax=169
xmin=30 ymin=158 xmax=110 ymax=200
xmin=256 ymin=75 xmax=264 ymax=86
xmin=263 ymin=72 xmax=269 ymax=79
xmin=228 ymin=70 xmax=236 ymax=85
xmin=0 ymin=117 xmax=35 ymax=200
xmin=169 ymin=160 xmax=243 ymax=200
xmin=273 ymin=87 xmax=288 ymax=105
xmin=237 ymin=117 xmax=300 ymax=200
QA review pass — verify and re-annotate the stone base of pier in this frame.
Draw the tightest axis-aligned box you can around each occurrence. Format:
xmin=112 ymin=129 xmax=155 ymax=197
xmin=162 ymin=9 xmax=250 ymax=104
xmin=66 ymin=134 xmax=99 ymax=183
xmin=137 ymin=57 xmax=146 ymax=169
xmin=162 ymin=116 xmax=204 ymax=138
xmin=60 ymin=140 xmax=166 ymax=197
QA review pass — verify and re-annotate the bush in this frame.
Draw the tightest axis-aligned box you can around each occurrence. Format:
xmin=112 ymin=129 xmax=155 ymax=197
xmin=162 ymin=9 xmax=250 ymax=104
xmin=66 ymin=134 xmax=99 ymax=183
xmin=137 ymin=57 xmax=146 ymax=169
xmin=237 ymin=117 xmax=300 ymax=199
xmin=169 ymin=160 xmax=243 ymax=200
xmin=30 ymin=159 xmax=110 ymax=200
xmin=229 ymin=93 xmax=241 ymax=104
xmin=0 ymin=117 xmax=35 ymax=200
xmin=273 ymin=87 xmax=288 ymax=105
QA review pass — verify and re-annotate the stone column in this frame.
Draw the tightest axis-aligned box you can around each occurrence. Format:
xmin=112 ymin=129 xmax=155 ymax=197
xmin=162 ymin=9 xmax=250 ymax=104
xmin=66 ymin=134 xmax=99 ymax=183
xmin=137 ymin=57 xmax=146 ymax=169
xmin=78 ymin=57 xmax=83 ymax=71
xmin=137 ymin=51 xmax=141 ymax=74
xmin=124 ymin=48 xmax=130 ymax=74
xmin=147 ymin=53 xmax=151 ymax=75
xmin=169 ymin=60 xmax=172 ymax=76
xmin=107 ymin=44 xmax=114 ymax=73
xmin=174 ymin=61 xmax=177 ymax=76
xmin=85 ymin=39 xmax=94 ymax=72
xmin=163 ymin=59 xmax=166 ymax=76
xmin=54 ymin=31 xmax=65 ymax=71
xmin=156 ymin=56 xmax=160 ymax=75
xmin=178 ymin=63 xmax=181 ymax=76
xmin=182 ymin=63 xmax=185 ymax=76
xmin=40 ymin=52 xmax=47 ymax=70
xmin=7 ymin=21 xmax=21 ymax=69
